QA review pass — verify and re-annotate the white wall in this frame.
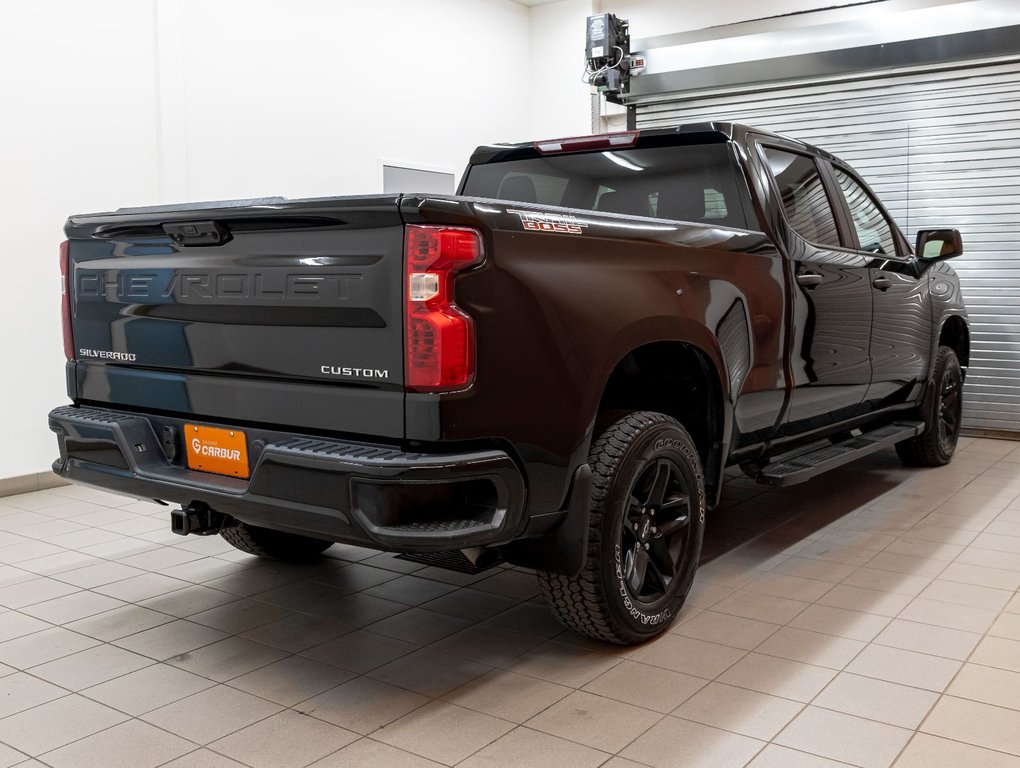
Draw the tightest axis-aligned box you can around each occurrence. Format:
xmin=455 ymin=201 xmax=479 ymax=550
xmin=0 ymin=0 xmax=531 ymax=479
xmin=528 ymin=0 xmax=595 ymax=138
xmin=0 ymin=1 xmax=162 ymax=479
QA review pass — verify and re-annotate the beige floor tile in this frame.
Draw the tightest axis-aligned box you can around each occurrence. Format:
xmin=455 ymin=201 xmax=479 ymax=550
xmin=865 ymin=551 xmax=948 ymax=578
xmin=40 ymin=719 xmax=192 ymax=768
xmin=51 ymin=560 xmax=145 ymax=590
xmin=301 ymin=628 xmax=417 ymax=674
xmin=788 ymin=604 xmax=891 ymax=642
xmin=210 ymin=710 xmax=358 ymax=768
xmin=20 ymin=590 xmax=126 ymax=625
xmin=620 ymin=716 xmax=764 ymax=768
xmin=770 ymin=556 xmax=859 ymax=584
xmin=141 ymin=684 xmax=282 ymax=744
xmin=228 ymin=655 xmax=354 ymax=707
xmin=710 ymin=590 xmax=809 ymax=624
xmin=241 ymin=612 xmax=349 ymax=653
xmin=308 ymin=738 xmax=444 ymax=767
xmin=485 ymin=601 xmax=565 ymax=639
xmin=746 ymin=743 xmax=854 ymax=767
xmin=582 ymin=659 xmax=706 ymax=714
xmin=525 ymin=690 xmax=660 ymax=753
xmin=0 ymin=577 xmax=79 ymax=609
xmin=459 ymin=726 xmax=610 ymax=768
xmin=138 ymin=585 xmax=239 ymax=618
xmin=421 ymin=588 xmax=518 ymax=622
xmin=472 ymin=570 xmax=540 ymax=601
xmin=922 ymin=695 xmax=1020 ymax=755
xmin=302 ymin=676 xmax=429 ymax=734
xmin=872 ymin=618 xmax=982 ymax=660
xmin=64 ymin=604 xmax=174 ymax=642
xmin=82 ymin=663 xmax=215 ymax=715
xmin=672 ymin=681 xmax=802 ymax=740
xmin=956 ymin=547 xmax=1020 ymax=574
xmin=167 ymin=636 xmax=287 ymax=682
xmin=846 ymin=644 xmax=960 ymax=692
xmin=362 ymin=575 xmax=458 ymax=606
xmin=368 ymin=647 xmax=492 ymax=698
xmin=755 ymin=627 xmax=865 ymax=670
xmin=840 ymin=567 xmax=931 ymax=597
xmin=947 ymin=662 xmax=1020 ymax=711
xmin=373 ymin=700 xmax=514 ymax=765
xmin=186 ymin=598 xmax=291 ymax=634
xmin=896 ymin=597 xmax=998 ymax=633
xmin=684 ymin=580 xmax=736 ymax=608
xmin=0 ymin=694 xmax=129 ymax=755
xmin=366 ymin=607 xmax=471 ymax=645
xmin=672 ymin=610 xmax=781 ymax=651
xmin=0 ymin=672 xmax=65 ymax=719
xmin=0 ymin=612 xmax=50 ymax=644
xmin=29 ymin=643 xmax=152 ymax=690
xmin=816 ymin=584 xmax=913 ymax=617
xmin=112 ymin=619 xmax=228 ymax=661
xmin=92 ymin=573 xmax=193 ymax=602
xmin=505 ymin=640 xmax=623 ymax=688
xmin=445 ymin=669 xmax=571 ymax=723
xmin=0 ymin=626 xmax=98 ymax=668
xmin=717 ymin=653 xmax=836 ymax=702
xmin=970 ymin=635 xmax=1020 ymax=673
xmin=989 ymin=612 xmax=1020 ymax=641
xmin=0 ymin=741 xmax=29 ymax=768
xmin=917 ymin=579 xmax=1014 ymax=611
xmin=629 ymin=634 xmax=745 ymax=680
xmin=776 ymin=706 xmax=912 ymax=768
xmin=744 ymin=572 xmax=834 ymax=602
xmin=432 ymin=624 xmax=544 ymax=666
xmin=894 ymin=733 xmax=1020 ymax=768
xmin=814 ymin=672 xmax=937 ymax=729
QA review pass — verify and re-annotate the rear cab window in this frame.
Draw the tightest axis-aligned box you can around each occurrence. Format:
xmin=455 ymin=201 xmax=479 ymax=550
xmin=762 ymin=147 xmax=842 ymax=248
xmin=461 ymin=141 xmax=757 ymax=230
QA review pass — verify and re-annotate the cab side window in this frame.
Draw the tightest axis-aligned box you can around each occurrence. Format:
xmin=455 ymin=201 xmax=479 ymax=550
xmin=763 ymin=147 xmax=841 ymax=248
xmin=833 ymin=169 xmax=897 ymax=255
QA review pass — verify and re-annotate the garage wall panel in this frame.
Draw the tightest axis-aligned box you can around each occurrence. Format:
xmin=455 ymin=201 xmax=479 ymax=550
xmin=636 ymin=60 xmax=1020 ymax=432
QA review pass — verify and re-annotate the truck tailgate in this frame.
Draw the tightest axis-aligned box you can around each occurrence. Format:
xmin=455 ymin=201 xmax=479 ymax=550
xmin=64 ymin=196 xmax=406 ymax=438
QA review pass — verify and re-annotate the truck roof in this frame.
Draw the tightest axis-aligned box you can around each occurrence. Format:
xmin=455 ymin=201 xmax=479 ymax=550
xmin=468 ymin=121 xmax=839 ymax=166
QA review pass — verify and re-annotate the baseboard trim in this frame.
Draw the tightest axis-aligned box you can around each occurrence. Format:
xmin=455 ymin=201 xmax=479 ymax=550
xmin=0 ymin=472 xmax=69 ymax=498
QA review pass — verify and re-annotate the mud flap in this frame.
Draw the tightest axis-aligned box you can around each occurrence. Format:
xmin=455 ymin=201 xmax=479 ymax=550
xmin=501 ymin=464 xmax=592 ymax=577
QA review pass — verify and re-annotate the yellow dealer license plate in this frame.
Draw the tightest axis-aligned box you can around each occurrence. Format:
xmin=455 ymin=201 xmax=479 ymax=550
xmin=184 ymin=424 xmax=250 ymax=478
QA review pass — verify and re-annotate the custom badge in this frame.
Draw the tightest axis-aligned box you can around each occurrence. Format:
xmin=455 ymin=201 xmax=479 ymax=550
xmin=507 ymin=209 xmax=589 ymax=235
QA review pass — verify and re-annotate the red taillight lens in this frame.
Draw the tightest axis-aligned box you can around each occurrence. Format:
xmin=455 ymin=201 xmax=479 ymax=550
xmin=59 ymin=240 xmax=74 ymax=361
xmin=404 ymin=225 xmax=483 ymax=392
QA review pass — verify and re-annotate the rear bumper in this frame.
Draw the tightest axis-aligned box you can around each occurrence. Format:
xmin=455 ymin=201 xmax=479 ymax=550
xmin=48 ymin=405 xmax=527 ymax=552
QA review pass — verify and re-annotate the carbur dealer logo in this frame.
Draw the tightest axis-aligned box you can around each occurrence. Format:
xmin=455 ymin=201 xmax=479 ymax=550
xmin=191 ymin=438 xmax=241 ymax=462
xmin=508 ymin=210 xmax=589 ymax=235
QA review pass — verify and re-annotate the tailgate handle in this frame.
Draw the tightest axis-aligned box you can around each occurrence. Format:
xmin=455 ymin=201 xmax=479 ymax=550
xmin=164 ymin=220 xmax=232 ymax=247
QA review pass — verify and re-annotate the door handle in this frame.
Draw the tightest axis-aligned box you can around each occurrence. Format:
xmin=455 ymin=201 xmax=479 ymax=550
xmin=873 ymin=276 xmax=892 ymax=291
xmin=796 ymin=271 xmax=824 ymax=287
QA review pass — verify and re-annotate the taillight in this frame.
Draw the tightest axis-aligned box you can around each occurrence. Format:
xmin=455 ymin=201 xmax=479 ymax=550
xmin=404 ymin=225 xmax=483 ymax=392
xmin=59 ymin=240 xmax=74 ymax=361
xmin=534 ymin=130 xmax=639 ymax=154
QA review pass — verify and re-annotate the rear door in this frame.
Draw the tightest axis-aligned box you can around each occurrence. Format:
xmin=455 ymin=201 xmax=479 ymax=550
xmin=758 ymin=143 xmax=874 ymax=436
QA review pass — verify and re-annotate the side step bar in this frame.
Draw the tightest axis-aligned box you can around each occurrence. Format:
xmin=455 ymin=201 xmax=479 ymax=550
xmin=756 ymin=421 xmax=925 ymax=487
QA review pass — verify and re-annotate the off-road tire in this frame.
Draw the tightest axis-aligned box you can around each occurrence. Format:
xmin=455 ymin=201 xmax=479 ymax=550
xmin=537 ymin=411 xmax=706 ymax=645
xmin=896 ymin=345 xmax=963 ymax=467
xmin=220 ymin=522 xmax=333 ymax=562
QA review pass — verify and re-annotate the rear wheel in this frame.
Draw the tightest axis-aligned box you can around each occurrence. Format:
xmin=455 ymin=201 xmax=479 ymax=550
xmin=896 ymin=345 xmax=963 ymax=467
xmin=220 ymin=522 xmax=333 ymax=562
xmin=538 ymin=411 xmax=705 ymax=645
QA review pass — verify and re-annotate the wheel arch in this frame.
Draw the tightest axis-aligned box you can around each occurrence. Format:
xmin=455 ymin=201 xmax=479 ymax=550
xmin=938 ymin=314 xmax=970 ymax=372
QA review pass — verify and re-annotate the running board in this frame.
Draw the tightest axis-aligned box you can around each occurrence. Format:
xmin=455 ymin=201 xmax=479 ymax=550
xmin=756 ymin=421 xmax=925 ymax=487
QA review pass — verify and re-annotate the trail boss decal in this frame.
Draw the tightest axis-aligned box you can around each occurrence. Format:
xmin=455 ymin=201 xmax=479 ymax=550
xmin=508 ymin=210 xmax=589 ymax=235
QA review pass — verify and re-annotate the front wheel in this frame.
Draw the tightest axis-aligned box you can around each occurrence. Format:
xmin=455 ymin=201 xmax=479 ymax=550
xmin=538 ymin=411 xmax=705 ymax=645
xmin=220 ymin=522 xmax=333 ymax=562
xmin=896 ymin=345 xmax=963 ymax=467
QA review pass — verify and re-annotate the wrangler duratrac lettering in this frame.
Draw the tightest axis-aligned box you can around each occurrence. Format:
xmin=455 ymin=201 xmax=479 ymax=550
xmin=49 ymin=123 xmax=969 ymax=644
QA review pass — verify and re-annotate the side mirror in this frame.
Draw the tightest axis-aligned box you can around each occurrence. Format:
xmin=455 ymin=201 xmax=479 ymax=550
xmin=916 ymin=229 xmax=963 ymax=261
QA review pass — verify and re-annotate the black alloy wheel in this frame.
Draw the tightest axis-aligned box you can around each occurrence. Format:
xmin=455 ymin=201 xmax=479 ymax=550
xmin=537 ymin=411 xmax=706 ymax=645
xmin=896 ymin=345 xmax=963 ymax=467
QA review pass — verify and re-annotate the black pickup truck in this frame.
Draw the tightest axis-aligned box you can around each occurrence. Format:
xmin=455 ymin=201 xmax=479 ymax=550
xmin=50 ymin=123 xmax=968 ymax=644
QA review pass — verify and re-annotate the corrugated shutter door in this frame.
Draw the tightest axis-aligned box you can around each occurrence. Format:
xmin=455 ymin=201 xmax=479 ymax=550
xmin=636 ymin=59 xmax=1020 ymax=433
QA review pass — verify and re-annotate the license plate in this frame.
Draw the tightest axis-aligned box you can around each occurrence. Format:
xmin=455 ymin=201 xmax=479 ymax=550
xmin=184 ymin=424 xmax=250 ymax=478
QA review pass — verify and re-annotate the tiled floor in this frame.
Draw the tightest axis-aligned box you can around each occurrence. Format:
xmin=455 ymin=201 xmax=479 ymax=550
xmin=1 ymin=436 xmax=1019 ymax=767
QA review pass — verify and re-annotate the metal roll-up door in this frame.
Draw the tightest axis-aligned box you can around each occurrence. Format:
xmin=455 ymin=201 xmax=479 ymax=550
xmin=636 ymin=59 xmax=1020 ymax=434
